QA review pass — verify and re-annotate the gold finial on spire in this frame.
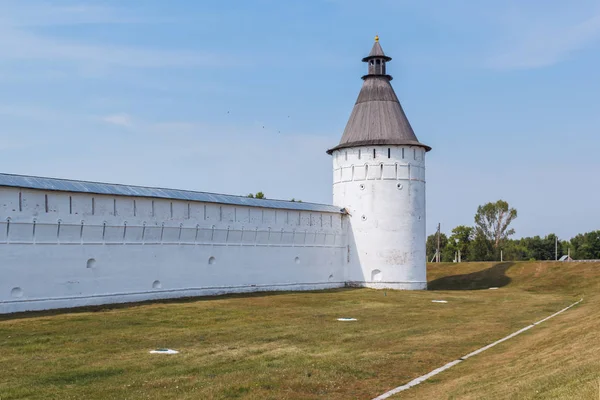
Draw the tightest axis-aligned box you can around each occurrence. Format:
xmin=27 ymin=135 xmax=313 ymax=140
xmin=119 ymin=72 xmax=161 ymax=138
xmin=375 ymin=35 xmax=379 ymax=42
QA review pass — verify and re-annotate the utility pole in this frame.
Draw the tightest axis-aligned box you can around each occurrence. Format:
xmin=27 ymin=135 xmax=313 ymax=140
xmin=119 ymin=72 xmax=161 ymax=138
xmin=436 ymin=223 xmax=441 ymax=263
xmin=555 ymin=235 xmax=558 ymax=261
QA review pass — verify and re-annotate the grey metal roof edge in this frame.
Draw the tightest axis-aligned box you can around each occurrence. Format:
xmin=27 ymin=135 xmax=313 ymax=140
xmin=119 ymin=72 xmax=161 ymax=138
xmin=326 ymin=139 xmax=432 ymax=154
xmin=0 ymin=173 xmax=344 ymax=214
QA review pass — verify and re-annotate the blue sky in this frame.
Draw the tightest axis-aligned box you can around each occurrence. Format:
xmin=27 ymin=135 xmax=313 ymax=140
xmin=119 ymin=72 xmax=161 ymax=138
xmin=0 ymin=0 xmax=599 ymax=240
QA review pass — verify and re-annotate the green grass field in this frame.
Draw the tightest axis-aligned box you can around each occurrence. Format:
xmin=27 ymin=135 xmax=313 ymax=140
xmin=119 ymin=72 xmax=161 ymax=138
xmin=0 ymin=261 xmax=598 ymax=399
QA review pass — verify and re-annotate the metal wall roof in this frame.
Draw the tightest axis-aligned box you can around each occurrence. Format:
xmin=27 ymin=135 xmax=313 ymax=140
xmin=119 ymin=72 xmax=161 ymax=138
xmin=0 ymin=173 xmax=344 ymax=214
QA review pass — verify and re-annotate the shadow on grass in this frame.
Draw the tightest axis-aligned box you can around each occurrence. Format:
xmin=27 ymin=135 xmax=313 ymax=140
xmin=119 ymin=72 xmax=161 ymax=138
xmin=428 ymin=262 xmax=515 ymax=291
xmin=0 ymin=287 xmax=359 ymax=321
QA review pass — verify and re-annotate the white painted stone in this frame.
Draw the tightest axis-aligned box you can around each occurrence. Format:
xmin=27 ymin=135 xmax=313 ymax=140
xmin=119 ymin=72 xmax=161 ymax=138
xmin=149 ymin=349 xmax=179 ymax=354
xmin=332 ymin=145 xmax=427 ymax=290
xmin=0 ymin=187 xmax=347 ymax=313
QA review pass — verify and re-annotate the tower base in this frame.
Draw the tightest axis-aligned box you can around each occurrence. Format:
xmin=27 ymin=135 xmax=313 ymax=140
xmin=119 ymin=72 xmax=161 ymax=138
xmin=346 ymin=281 xmax=427 ymax=290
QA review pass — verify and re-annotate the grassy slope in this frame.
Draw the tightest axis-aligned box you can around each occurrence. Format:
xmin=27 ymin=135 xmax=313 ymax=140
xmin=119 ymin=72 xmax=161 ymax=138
xmin=0 ymin=261 xmax=597 ymax=400
xmin=399 ymin=261 xmax=600 ymax=400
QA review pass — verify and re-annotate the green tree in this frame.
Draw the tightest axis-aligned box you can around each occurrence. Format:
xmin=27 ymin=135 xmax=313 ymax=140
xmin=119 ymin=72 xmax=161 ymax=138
xmin=474 ymin=200 xmax=517 ymax=249
xmin=449 ymin=225 xmax=473 ymax=261
xmin=247 ymin=192 xmax=266 ymax=199
xmin=502 ymin=239 xmax=531 ymax=261
xmin=468 ymin=231 xmax=494 ymax=261
xmin=568 ymin=230 xmax=600 ymax=260
xmin=426 ymin=232 xmax=448 ymax=262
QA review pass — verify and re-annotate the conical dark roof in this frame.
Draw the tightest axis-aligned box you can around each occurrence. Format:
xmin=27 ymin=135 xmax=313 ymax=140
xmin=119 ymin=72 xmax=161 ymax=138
xmin=327 ymin=39 xmax=430 ymax=154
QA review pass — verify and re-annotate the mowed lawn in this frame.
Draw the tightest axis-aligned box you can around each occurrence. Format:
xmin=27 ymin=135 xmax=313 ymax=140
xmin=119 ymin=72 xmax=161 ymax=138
xmin=0 ymin=262 xmax=595 ymax=400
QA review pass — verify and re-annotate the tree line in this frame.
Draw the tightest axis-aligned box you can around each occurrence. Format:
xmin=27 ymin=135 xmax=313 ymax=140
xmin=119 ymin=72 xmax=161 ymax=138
xmin=427 ymin=200 xmax=600 ymax=262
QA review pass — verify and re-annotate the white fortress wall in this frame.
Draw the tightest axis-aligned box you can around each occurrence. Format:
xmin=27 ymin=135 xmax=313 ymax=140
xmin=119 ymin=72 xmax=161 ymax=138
xmin=0 ymin=187 xmax=347 ymax=313
xmin=332 ymin=145 xmax=427 ymax=289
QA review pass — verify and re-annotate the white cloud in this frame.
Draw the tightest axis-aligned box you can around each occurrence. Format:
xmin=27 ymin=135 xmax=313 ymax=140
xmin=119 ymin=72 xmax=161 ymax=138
xmin=487 ymin=9 xmax=600 ymax=69
xmin=0 ymin=2 xmax=236 ymax=70
xmin=101 ymin=113 xmax=135 ymax=128
xmin=0 ymin=25 xmax=227 ymax=69
xmin=0 ymin=2 xmax=141 ymax=26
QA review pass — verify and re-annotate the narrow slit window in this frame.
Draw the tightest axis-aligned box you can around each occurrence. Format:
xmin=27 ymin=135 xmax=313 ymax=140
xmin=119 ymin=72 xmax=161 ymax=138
xmin=358 ymin=149 xmax=361 ymax=160
xmin=45 ymin=194 xmax=49 ymax=213
xmin=402 ymin=148 xmax=405 ymax=159
xmin=414 ymin=148 xmax=417 ymax=160
xmin=91 ymin=197 xmax=95 ymax=215
xmin=133 ymin=200 xmax=137 ymax=217
xmin=170 ymin=202 xmax=173 ymax=218
xmin=151 ymin=200 xmax=155 ymax=217
xmin=345 ymin=151 xmax=348 ymax=161
xmin=69 ymin=196 xmax=72 ymax=214
xmin=18 ymin=192 xmax=22 ymax=212
xmin=113 ymin=199 xmax=117 ymax=216
xmin=388 ymin=148 xmax=391 ymax=158
xmin=373 ymin=148 xmax=376 ymax=159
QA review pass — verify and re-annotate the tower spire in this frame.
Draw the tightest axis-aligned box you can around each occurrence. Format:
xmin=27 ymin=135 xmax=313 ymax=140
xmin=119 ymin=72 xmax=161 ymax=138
xmin=362 ymin=36 xmax=392 ymax=80
xmin=326 ymin=37 xmax=430 ymax=154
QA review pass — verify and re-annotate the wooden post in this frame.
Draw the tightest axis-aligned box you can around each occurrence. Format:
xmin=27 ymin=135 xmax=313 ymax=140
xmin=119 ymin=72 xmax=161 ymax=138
xmin=436 ymin=223 xmax=441 ymax=263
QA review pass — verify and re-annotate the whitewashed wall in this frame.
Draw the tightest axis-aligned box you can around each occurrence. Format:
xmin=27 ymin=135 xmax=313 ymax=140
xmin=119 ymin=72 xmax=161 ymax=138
xmin=0 ymin=188 xmax=347 ymax=313
xmin=332 ymin=145 xmax=427 ymax=289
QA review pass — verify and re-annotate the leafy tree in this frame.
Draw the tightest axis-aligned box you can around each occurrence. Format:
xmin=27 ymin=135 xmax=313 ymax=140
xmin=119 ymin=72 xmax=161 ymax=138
xmin=449 ymin=225 xmax=473 ymax=261
xmin=468 ymin=231 xmax=494 ymax=261
xmin=247 ymin=192 xmax=266 ymax=199
xmin=442 ymin=242 xmax=457 ymax=262
xmin=568 ymin=230 xmax=600 ymax=260
xmin=474 ymin=200 xmax=517 ymax=249
xmin=426 ymin=232 xmax=448 ymax=262
xmin=502 ymin=239 xmax=531 ymax=261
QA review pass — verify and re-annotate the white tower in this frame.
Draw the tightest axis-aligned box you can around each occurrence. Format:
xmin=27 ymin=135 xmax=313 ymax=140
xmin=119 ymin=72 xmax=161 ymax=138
xmin=328 ymin=37 xmax=431 ymax=290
